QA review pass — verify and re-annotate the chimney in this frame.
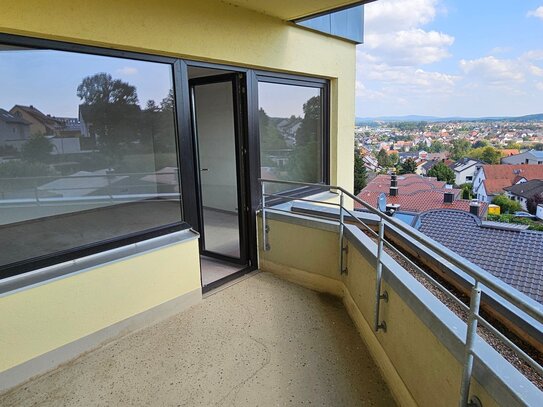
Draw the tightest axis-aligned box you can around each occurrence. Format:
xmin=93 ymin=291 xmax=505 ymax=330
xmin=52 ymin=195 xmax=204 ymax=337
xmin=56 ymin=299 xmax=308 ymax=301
xmin=469 ymin=200 xmax=480 ymax=217
xmin=390 ymin=186 xmax=398 ymax=196
xmin=386 ymin=203 xmax=400 ymax=215
xmin=444 ymin=192 xmax=454 ymax=204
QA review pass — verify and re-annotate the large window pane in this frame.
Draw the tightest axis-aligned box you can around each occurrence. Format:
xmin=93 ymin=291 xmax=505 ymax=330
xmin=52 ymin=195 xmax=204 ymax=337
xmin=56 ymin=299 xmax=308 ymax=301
xmin=0 ymin=45 xmax=181 ymax=269
xmin=258 ymin=81 xmax=323 ymax=188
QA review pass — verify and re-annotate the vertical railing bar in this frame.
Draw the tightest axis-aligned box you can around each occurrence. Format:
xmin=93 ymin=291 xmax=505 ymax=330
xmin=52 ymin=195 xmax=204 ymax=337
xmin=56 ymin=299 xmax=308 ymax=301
xmin=459 ymin=281 xmax=482 ymax=407
xmin=374 ymin=219 xmax=385 ymax=332
xmin=261 ymin=181 xmax=269 ymax=251
xmin=338 ymin=191 xmax=345 ymax=274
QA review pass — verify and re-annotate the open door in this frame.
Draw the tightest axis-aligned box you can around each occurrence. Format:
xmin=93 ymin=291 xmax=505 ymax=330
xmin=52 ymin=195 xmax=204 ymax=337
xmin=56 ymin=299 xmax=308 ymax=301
xmin=189 ymin=71 xmax=250 ymax=289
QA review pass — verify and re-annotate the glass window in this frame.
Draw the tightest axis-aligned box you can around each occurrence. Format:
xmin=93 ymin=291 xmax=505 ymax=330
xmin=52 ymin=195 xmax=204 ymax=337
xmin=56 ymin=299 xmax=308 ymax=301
xmin=0 ymin=44 xmax=182 ymax=271
xmin=258 ymin=81 xmax=324 ymax=190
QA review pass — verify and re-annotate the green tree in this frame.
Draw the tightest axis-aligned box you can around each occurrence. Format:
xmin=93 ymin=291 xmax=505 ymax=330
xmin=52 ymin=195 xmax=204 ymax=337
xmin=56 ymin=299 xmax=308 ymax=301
xmin=450 ymin=139 xmax=471 ymax=160
xmin=286 ymin=96 xmax=321 ymax=181
xmin=77 ymin=73 xmax=141 ymax=162
xmin=469 ymin=146 xmax=501 ymax=164
xmin=533 ymin=143 xmax=543 ymax=151
xmin=492 ymin=195 xmax=522 ymax=214
xmin=21 ymin=134 xmax=53 ymax=163
xmin=389 ymin=152 xmax=399 ymax=166
xmin=376 ymin=148 xmax=390 ymax=167
xmin=459 ymin=183 xmax=473 ymax=199
xmin=472 ymin=140 xmax=489 ymax=149
xmin=428 ymin=161 xmax=455 ymax=184
xmin=428 ymin=140 xmax=444 ymax=153
xmin=354 ymin=152 xmax=367 ymax=195
xmin=398 ymin=157 xmax=417 ymax=174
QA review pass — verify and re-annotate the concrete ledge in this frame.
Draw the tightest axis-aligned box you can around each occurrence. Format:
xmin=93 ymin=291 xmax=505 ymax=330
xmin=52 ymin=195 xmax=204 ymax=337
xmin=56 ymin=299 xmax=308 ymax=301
xmin=0 ymin=287 xmax=201 ymax=394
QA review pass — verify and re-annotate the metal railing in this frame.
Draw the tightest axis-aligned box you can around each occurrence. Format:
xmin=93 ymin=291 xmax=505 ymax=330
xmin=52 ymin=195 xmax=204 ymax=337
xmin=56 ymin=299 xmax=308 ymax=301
xmin=0 ymin=171 xmax=180 ymax=207
xmin=259 ymin=178 xmax=543 ymax=407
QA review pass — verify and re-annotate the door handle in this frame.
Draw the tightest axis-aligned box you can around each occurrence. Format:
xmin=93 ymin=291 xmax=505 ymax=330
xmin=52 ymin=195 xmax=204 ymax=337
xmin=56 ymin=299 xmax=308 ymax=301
xmin=200 ymin=168 xmax=209 ymax=172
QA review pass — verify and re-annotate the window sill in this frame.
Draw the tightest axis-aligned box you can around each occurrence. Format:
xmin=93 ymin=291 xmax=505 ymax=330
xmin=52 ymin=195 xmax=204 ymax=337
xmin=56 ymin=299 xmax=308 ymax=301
xmin=0 ymin=228 xmax=200 ymax=297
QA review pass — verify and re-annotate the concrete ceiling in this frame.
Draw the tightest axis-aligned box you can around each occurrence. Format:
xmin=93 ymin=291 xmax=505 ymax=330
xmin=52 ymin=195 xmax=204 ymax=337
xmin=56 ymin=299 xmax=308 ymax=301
xmin=224 ymin=0 xmax=371 ymax=21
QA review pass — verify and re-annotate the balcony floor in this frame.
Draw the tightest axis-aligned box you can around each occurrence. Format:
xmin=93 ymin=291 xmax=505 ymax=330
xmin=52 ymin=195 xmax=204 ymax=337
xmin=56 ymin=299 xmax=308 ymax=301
xmin=0 ymin=272 xmax=395 ymax=406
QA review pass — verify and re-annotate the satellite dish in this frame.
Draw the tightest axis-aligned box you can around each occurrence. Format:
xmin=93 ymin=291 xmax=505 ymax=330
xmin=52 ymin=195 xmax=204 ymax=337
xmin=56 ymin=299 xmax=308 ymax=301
xmin=378 ymin=192 xmax=387 ymax=213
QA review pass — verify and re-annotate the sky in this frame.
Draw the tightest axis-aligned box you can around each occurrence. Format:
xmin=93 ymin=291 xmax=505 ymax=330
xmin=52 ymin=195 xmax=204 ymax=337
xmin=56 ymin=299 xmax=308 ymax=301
xmin=0 ymin=47 xmax=173 ymax=117
xmin=356 ymin=0 xmax=543 ymax=118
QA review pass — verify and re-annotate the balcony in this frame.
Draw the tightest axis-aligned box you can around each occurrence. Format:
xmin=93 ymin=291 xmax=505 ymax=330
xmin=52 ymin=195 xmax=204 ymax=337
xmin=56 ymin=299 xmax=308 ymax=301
xmin=0 ymin=271 xmax=395 ymax=406
xmin=1 ymin=179 xmax=542 ymax=406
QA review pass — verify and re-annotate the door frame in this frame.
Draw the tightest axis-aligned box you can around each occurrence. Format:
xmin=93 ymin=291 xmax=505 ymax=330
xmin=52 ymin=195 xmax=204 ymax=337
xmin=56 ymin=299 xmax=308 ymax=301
xmin=188 ymin=72 xmax=250 ymax=266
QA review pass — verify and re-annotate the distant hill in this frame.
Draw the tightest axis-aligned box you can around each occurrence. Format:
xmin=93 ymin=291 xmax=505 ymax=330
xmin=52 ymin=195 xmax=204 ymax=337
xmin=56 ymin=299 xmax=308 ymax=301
xmin=355 ymin=113 xmax=543 ymax=125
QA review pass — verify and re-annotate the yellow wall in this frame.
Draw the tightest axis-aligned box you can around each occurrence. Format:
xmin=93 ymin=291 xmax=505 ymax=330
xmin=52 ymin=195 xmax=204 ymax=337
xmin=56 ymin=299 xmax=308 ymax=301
xmin=0 ymin=239 xmax=201 ymax=373
xmin=259 ymin=216 xmax=501 ymax=406
xmin=0 ymin=0 xmax=356 ymax=191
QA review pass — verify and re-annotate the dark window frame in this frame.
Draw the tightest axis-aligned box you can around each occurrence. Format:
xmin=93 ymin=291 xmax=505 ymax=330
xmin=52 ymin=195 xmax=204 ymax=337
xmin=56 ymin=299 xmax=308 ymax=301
xmin=0 ymin=32 xmax=331 ymax=281
xmin=0 ymin=33 xmax=189 ymax=280
xmin=255 ymin=72 xmax=331 ymax=201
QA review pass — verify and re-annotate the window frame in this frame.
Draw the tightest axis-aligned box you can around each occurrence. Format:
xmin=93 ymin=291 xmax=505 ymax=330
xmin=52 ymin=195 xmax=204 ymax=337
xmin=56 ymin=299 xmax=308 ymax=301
xmin=0 ymin=33 xmax=190 ymax=280
xmin=254 ymin=72 xmax=330 ymax=201
xmin=0 ymin=33 xmax=331 ymax=281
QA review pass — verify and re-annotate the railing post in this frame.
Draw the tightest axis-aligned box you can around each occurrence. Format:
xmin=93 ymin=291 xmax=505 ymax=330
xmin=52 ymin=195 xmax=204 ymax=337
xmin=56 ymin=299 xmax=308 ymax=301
xmin=338 ymin=190 xmax=347 ymax=274
xmin=261 ymin=181 xmax=270 ymax=251
xmin=459 ymin=281 xmax=482 ymax=407
xmin=374 ymin=219 xmax=387 ymax=332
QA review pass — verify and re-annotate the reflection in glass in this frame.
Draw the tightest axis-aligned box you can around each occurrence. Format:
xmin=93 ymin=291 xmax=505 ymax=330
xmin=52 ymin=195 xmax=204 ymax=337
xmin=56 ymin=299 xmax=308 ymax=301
xmin=0 ymin=45 xmax=181 ymax=268
xmin=258 ymin=82 xmax=323 ymax=192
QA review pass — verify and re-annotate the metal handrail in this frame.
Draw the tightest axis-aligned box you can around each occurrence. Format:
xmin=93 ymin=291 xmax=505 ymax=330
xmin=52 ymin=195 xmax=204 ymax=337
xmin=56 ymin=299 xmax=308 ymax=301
xmin=259 ymin=178 xmax=542 ymax=407
xmin=259 ymin=178 xmax=543 ymax=325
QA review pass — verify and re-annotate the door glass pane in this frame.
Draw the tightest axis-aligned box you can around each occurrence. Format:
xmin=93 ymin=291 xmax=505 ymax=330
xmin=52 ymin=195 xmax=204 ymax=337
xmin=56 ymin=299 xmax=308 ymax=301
xmin=193 ymin=81 xmax=240 ymax=258
xmin=258 ymin=82 xmax=323 ymax=191
xmin=0 ymin=44 xmax=181 ymax=270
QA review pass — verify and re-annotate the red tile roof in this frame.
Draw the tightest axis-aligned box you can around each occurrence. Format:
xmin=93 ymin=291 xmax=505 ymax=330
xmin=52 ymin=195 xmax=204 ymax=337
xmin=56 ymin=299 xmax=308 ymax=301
xmin=481 ymin=164 xmax=543 ymax=194
xmin=356 ymin=190 xmax=488 ymax=215
xmin=355 ymin=173 xmax=488 ymax=215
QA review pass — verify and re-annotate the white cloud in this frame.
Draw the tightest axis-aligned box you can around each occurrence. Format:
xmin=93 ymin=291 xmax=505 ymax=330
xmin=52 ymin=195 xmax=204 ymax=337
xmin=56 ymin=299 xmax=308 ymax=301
xmin=116 ymin=66 xmax=138 ymax=76
xmin=365 ymin=29 xmax=454 ymax=66
xmin=527 ymin=6 xmax=543 ymax=20
xmin=365 ymin=0 xmax=440 ymax=32
xmin=459 ymin=56 xmax=525 ymax=84
xmin=357 ymin=1 xmax=543 ymax=117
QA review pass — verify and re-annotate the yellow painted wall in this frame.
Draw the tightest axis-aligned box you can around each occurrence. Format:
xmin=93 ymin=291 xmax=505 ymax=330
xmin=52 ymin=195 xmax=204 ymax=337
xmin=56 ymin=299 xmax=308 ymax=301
xmin=259 ymin=216 xmax=500 ymax=406
xmin=0 ymin=239 xmax=201 ymax=372
xmin=0 ymin=0 xmax=356 ymax=192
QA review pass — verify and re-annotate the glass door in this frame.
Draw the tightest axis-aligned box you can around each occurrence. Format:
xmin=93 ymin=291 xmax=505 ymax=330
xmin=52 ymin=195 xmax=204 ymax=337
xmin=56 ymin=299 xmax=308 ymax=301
xmin=190 ymin=74 xmax=246 ymax=264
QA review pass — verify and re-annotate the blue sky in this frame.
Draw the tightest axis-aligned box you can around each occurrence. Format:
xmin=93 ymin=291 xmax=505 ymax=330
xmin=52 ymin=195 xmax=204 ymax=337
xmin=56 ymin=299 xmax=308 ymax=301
xmin=356 ymin=0 xmax=543 ymax=117
xmin=0 ymin=48 xmax=172 ymax=117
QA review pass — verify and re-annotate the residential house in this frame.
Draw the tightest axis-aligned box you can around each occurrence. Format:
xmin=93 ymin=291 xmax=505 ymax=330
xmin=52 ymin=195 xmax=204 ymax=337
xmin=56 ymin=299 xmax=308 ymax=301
xmin=9 ymin=105 xmax=61 ymax=136
xmin=504 ymin=179 xmax=543 ymax=211
xmin=0 ymin=108 xmax=31 ymax=150
xmin=472 ymin=164 xmax=543 ymax=202
xmin=502 ymin=149 xmax=543 ymax=165
xmin=355 ymin=174 xmax=488 ymax=220
xmin=449 ymin=158 xmax=483 ymax=185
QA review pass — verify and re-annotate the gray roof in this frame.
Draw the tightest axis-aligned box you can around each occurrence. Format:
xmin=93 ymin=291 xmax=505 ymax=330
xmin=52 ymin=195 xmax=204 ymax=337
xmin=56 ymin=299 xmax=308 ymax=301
xmin=417 ymin=209 xmax=543 ymax=303
xmin=504 ymin=179 xmax=543 ymax=199
xmin=0 ymin=108 xmax=30 ymax=125
xmin=450 ymin=158 xmax=482 ymax=173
